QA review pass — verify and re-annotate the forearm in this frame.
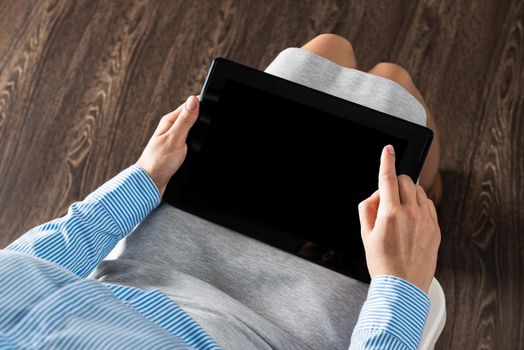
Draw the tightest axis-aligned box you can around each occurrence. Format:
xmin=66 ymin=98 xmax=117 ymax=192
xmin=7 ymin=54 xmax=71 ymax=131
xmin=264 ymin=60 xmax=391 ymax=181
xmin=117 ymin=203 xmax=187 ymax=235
xmin=349 ymin=275 xmax=430 ymax=350
xmin=5 ymin=165 xmax=161 ymax=277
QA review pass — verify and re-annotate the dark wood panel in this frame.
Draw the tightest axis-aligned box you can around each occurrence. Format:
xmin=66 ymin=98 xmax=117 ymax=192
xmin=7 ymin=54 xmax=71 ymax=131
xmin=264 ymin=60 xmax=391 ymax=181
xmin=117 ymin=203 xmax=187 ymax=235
xmin=448 ymin=1 xmax=524 ymax=348
xmin=0 ymin=0 xmax=522 ymax=348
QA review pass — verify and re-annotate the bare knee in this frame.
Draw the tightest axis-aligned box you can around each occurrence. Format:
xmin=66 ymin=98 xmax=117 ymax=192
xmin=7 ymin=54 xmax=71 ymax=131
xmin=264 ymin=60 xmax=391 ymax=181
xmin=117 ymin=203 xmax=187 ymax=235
xmin=370 ymin=62 xmax=414 ymax=88
xmin=301 ymin=33 xmax=356 ymax=68
xmin=308 ymin=33 xmax=354 ymax=51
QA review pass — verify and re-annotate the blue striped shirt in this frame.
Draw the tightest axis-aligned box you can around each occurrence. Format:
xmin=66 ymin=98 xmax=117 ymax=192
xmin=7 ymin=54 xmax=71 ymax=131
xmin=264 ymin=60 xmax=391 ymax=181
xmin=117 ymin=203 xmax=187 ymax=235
xmin=1 ymin=164 xmax=430 ymax=349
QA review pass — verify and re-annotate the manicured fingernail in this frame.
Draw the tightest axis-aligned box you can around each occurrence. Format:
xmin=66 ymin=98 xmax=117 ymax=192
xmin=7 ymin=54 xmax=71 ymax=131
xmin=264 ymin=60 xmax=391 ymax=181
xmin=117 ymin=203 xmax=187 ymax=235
xmin=387 ymin=144 xmax=395 ymax=155
xmin=185 ymin=95 xmax=197 ymax=111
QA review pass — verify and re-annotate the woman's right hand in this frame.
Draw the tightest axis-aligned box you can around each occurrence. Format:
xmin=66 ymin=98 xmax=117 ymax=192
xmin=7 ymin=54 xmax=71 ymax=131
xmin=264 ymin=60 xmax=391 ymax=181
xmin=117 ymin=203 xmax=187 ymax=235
xmin=358 ymin=145 xmax=441 ymax=294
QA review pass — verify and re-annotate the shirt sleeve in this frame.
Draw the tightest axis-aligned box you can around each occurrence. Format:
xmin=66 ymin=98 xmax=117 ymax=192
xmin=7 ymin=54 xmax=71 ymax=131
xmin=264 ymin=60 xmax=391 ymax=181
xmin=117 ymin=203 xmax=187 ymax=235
xmin=5 ymin=164 xmax=162 ymax=278
xmin=349 ymin=275 xmax=431 ymax=350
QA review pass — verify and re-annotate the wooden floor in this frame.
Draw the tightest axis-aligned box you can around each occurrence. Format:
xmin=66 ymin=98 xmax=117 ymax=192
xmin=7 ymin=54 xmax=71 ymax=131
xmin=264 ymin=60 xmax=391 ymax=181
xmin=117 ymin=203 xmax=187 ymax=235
xmin=0 ymin=0 xmax=522 ymax=348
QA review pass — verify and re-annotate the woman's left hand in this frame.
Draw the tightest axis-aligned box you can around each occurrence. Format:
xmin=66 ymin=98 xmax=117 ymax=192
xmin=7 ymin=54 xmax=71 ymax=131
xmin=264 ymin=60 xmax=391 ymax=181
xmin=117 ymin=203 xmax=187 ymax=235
xmin=136 ymin=95 xmax=199 ymax=196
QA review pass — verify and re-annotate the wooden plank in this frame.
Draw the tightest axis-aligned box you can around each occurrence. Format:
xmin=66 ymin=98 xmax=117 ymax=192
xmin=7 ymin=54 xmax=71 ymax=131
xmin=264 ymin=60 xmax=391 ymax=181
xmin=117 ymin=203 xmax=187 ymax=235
xmin=451 ymin=1 xmax=523 ymax=347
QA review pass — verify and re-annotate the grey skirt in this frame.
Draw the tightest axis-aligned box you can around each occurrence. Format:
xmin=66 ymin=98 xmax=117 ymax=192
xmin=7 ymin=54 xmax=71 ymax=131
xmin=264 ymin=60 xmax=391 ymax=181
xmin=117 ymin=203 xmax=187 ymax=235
xmin=91 ymin=47 xmax=427 ymax=350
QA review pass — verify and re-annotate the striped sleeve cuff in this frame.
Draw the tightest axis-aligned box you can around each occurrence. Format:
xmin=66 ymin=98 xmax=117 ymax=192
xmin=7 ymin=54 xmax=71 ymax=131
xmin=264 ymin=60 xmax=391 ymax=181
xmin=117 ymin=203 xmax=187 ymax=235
xmin=86 ymin=165 xmax=162 ymax=237
xmin=351 ymin=275 xmax=430 ymax=350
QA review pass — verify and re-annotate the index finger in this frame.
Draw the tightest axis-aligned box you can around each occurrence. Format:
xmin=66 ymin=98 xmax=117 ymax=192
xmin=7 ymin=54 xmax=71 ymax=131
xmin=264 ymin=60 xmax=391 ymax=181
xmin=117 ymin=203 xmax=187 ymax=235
xmin=378 ymin=145 xmax=400 ymax=205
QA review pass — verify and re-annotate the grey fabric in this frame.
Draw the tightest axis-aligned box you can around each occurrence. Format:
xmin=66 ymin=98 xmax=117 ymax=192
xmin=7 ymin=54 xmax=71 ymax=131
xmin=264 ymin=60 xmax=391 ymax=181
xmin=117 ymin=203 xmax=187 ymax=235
xmin=92 ymin=205 xmax=368 ymax=350
xmin=91 ymin=47 xmax=427 ymax=350
xmin=264 ymin=48 xmax=427 ymax=127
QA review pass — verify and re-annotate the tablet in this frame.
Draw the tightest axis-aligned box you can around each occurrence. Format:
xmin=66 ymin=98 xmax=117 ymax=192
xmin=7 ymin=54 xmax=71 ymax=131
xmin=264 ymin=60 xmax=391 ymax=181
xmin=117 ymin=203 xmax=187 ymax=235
xmin=163 ymin=57 xmax=433 ymax=283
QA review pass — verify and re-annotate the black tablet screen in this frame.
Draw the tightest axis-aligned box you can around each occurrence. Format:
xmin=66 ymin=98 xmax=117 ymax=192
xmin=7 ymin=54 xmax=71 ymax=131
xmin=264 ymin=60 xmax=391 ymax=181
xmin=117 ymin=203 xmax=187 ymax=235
xmin=182 ymin=78 xmax=408 ymax=279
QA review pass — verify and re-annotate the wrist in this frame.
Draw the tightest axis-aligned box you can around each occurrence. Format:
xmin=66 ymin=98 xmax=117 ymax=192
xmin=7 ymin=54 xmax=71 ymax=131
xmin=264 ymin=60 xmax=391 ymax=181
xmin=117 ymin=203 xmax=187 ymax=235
xmin=146 ymin=171 xmax=167 ymax=197
xmin=133 ymin=163 xmax=165 ymax=198
xmin=154 ymin=180 xmax=167 ymax=197
xmin=369 ymin=264 xmax=433 ymax=294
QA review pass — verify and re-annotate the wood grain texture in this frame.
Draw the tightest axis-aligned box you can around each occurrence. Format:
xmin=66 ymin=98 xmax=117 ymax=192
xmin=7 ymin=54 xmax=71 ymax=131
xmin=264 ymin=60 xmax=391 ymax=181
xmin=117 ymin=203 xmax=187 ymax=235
xmin=0 ymin=0 xmax=522 ymax=348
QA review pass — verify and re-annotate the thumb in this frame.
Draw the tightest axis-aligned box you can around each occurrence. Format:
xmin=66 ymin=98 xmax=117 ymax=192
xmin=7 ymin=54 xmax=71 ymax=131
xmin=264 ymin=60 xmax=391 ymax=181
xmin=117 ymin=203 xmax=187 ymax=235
xmin=168 ymin=95 xmax=199 ymax=148
xmin=358 ymin=190 xmax=380 ymax=235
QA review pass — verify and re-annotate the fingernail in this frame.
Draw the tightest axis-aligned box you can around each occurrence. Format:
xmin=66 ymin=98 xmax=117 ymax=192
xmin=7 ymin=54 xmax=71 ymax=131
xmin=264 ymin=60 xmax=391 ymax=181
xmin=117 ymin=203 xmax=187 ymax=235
xmin=386 ymin=144 xmax=395 ymax=155
xmin=185 ymin=95 xmax=197 ymax=111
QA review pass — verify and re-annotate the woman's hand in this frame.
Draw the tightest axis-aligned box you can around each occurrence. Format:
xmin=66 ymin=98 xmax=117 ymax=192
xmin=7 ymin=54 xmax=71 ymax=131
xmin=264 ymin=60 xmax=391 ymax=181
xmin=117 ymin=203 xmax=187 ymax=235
xmin=136 ymin=95 xmax=199 ymax=196
xmin=358 ymin=145 xmax=441 ymax=293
